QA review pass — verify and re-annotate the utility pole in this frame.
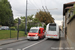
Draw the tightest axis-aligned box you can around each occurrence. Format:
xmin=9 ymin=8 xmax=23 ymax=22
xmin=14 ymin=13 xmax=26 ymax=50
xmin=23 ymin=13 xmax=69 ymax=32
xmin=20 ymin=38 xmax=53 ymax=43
xmin=25 ymin=0 xmax=28 ymax=35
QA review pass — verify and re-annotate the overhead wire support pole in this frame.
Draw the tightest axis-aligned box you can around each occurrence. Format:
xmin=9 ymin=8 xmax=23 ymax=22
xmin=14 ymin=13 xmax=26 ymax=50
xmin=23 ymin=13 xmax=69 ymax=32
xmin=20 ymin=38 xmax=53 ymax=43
xmin=42 ymin=6 xmax=52 ymax=23
xmin=42 ymin=6 xmax=46 ymax=12
xmin=45 ymin=6 xmax=49 ymax=12
xmin=25 ymin=0 xmax=27 ymax=35
xmin=45 ymin=6 xmax=53 ymax=23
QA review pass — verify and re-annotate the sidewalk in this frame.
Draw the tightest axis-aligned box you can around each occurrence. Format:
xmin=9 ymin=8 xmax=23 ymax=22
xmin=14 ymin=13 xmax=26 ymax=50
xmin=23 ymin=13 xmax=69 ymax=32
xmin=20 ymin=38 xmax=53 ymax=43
xmin=59 ymin=32 xmax=70 ymax=50
xmin=60 ymin=37 xmax=70 ymax=50
xmin=0 ymin=37 xmax=27 ymax=46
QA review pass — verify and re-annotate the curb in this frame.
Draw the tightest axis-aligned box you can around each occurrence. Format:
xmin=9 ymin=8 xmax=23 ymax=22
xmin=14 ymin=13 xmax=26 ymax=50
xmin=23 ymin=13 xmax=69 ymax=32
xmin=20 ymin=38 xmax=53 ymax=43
xmin=0 ymin=36 xmax=26 ymax=41
xmin=0 ymin=39 xmax=27 ymax=46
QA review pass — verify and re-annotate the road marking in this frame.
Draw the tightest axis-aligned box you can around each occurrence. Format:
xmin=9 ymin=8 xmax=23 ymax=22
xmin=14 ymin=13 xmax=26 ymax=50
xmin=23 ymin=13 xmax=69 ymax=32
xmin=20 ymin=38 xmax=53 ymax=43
xmin=17 ymin=49 xmax=21 ymax=50
xmin=7 ymin=48 xmax=13 ymax=50
xmin=22 ymin=38 xmax=46 ymax=50
xmin=59 ymin=40 xmax=62 ymax=50
xmin=0 ymin=48 xmax=2 ymax=49
xmin=59 ymin=38 xmax=63 ymax=50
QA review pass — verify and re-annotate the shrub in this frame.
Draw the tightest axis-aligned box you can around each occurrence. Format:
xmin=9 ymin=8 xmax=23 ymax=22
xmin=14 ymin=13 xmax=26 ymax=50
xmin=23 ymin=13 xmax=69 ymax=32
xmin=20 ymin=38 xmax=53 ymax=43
xmin=10 ymin=27 xmax=16 ymax=30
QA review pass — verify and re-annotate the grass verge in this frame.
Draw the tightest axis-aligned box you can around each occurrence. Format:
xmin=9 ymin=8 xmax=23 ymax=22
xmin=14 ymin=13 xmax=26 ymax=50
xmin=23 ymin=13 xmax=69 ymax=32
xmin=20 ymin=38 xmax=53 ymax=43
xmin=0 ymin=30 xmax=26 ymax=40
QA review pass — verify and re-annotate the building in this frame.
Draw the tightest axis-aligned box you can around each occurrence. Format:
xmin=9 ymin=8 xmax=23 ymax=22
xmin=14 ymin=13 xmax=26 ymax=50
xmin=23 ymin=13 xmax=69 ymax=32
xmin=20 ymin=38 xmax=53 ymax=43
xmin=63 ymin=2 xmax=75 ymax=50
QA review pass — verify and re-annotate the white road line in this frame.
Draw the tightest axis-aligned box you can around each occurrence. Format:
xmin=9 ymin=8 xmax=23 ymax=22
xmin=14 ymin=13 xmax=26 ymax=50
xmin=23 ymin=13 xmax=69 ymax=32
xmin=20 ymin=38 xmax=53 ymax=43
xmin=17 ymin=49 xmax=21 ymax=50
xmin=59 ymin=39 xmax=63 ymax=50
xmin=22 ymin=38 xmax=46 ymax=50
xmin=0 ymin=48 xmax=2 ymax=49
xmin=59 ymin=40 xmax=61 ymax=50
xmin=7 ymin=48 xmax=13 ymax=50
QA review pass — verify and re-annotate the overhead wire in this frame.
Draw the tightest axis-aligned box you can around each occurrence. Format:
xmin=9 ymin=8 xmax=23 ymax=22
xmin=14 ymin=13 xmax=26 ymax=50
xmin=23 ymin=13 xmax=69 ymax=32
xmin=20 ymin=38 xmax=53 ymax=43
xmin=28 ymin=0 xmax=52 ymax=12
xmin=41 ymin=0 xmax=45 ymax=11
xmin=44 ymin=0 xmax=46 ymax=7
xmin=32 ymin=0 xmax=40 ymax=9
xmin=28 ymin=0 xmax=42 ymax=12
xmin=45 ymin=0 xmax=47 ymax=7
xmin=28 ymin=0 xmax=38 ymax=10
xmin=32 ymin=0 xmax=41 ymax=12
xmin=42 ymin=6 xmax=53 ymax=23
xmin=41 ymin=0 xmax=43 ymax=7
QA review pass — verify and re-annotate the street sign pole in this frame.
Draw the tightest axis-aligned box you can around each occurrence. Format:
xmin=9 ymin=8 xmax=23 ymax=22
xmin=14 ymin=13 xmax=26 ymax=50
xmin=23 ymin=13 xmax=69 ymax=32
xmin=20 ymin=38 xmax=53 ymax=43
xmin=17 ymin=18 xmax=19 ymax=40
xmin=9 ymin=16 xmax=11 ymax=39
xmin=10 ymin=27 xmax=11 ymax=38
xmin=25 ymin=0 xmax=27 ymax=35
xmin=17 ymin=18 xmax=21 ymax=40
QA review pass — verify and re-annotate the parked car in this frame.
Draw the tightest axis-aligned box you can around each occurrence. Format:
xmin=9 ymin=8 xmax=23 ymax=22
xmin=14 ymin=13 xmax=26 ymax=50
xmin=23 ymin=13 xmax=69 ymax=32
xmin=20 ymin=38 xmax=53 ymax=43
xmin=27 ymin=27 xmax=45 ymax=40
xmin=1 ymin=26 xmax=9 ymax=30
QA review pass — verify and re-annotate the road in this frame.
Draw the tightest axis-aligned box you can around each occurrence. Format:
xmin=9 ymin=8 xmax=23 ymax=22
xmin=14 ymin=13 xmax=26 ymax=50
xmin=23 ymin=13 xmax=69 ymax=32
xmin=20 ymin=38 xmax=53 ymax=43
xmin=0 ymin=32 xmax=65 ymax=50
xmin=0 ymin=38 xmax=60 ymax=50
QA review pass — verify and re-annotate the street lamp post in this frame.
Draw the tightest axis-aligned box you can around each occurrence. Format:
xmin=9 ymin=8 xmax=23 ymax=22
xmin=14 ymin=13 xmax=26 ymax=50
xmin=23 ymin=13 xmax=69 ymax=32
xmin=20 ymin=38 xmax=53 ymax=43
xmin=25 ymin=0 xmax=27 ymax=35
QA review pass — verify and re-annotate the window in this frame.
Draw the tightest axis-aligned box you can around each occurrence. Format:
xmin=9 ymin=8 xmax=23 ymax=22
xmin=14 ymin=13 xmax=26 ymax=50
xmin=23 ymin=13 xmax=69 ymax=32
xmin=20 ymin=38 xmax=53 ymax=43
xmin=29 ymin=29 xmax=38 ymax=33
xmin=39 ymin=30 xmax=40 ymax=34
xmin=49 ymin=24 xmax=56 ymax=31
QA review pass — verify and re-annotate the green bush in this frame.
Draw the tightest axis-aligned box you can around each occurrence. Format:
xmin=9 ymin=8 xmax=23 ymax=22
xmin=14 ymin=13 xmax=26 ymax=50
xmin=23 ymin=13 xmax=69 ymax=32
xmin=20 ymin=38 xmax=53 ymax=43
xmin=19 ymin=23 xmax=25 ymax=31
xmin=44 ymin=25 xmax=46 ymax=30
xmin=39 ymin=23 xmax=42 ymax=27
xmin=10 ymin=27 xmax=16 ymax=30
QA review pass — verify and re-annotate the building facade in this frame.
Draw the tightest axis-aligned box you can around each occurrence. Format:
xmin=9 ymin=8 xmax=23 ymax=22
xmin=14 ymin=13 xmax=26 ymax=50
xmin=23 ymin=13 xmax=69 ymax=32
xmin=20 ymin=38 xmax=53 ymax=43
xmin=63 ymin=2 xmax=75 ymax=50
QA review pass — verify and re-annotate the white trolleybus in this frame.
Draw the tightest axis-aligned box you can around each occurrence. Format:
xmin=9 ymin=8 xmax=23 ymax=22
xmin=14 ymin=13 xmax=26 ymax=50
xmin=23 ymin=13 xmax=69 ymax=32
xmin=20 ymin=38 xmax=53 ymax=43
xmin=46 ymin=23 xmax=60 ymax=40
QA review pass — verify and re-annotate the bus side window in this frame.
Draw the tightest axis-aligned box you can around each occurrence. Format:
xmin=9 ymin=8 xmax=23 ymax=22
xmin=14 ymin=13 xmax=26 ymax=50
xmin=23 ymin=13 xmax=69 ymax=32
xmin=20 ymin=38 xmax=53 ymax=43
xmin=39 ymin=30 xmax=40 ymax=34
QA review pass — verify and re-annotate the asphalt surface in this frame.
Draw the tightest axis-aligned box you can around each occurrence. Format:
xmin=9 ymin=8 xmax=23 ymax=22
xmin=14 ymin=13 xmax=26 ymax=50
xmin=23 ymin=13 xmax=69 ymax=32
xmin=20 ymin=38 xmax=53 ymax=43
xmin=0 ymin=31 xmax=69 ymax=50
xmin=0 ymin=38 xmax=60 ymax=50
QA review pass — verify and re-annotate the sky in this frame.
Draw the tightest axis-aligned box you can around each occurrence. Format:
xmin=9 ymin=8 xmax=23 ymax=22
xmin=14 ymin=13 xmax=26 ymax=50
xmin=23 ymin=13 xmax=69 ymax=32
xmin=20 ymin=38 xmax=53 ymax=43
xmin=8 ymin=0 xmax=75 ymax=25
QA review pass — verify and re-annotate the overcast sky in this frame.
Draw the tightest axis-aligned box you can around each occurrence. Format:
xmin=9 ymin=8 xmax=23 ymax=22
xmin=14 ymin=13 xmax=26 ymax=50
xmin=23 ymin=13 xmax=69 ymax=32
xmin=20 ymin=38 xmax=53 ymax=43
xmin=8 ymin=0 xmax=75 ymax=25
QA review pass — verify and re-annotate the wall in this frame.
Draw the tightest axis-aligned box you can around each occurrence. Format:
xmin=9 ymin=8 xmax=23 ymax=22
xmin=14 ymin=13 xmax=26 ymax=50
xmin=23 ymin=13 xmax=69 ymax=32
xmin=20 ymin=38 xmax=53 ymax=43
xmin=67 ymin=18 xmax=75 ymax=50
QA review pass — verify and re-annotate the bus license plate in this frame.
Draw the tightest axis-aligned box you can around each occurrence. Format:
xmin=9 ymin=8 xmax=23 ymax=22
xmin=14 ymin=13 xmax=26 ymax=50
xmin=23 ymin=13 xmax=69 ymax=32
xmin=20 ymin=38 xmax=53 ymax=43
xmin=50 ymin=37 xmax=53 ymax=38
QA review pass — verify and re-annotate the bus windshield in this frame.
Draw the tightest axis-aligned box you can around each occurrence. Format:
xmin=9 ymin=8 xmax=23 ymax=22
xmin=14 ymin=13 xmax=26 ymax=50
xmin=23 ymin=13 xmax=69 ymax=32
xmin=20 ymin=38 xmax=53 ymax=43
xmin=29 ymin=29 xmax=38 ymax=33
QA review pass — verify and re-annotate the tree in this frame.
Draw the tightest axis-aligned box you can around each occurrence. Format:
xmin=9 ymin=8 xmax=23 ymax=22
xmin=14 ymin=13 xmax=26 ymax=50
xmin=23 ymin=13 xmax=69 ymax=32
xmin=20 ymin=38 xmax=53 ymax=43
xmin=0 ymin=0 xmax=13 ymax=26
xmin=32 ymin=18 xmax=40 ymax=23
xmin=14 ymin=18 xmax=18 ymax=24
xmin=14 ymin=15 xmax=34 ymax=31
xmin=35 ymin=10 xmax=54 ymax=25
